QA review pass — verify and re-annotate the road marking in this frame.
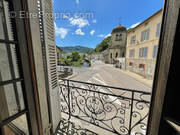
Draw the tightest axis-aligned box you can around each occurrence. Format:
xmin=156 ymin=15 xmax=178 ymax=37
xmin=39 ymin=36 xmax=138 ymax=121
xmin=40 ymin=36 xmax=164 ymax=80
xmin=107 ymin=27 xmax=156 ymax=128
xmin=92 ymin=75 xmax=121 ymax=105
xmin=92 ymin=76 xmax=107 ymax=85
xmin=95 ymin=73 xmax=105 ymax=80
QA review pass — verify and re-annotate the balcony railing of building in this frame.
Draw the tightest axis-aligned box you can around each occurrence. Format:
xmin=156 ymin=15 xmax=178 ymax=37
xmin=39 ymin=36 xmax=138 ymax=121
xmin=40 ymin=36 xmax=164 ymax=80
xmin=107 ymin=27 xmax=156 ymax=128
xmin=59 ymin=79 xmax=151 ymax=135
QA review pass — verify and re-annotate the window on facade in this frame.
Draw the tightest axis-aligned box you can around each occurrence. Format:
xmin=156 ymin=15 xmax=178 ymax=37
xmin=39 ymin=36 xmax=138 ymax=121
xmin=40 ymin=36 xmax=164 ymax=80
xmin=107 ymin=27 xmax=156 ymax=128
xmin=129 ymin=49 xmax=135 ymax=58
xmin=115 ymin=34 xmax=122 ymax=41
xmin=153 ymin=45 xmax=158 ymax=58
xmin=141 ymin=29 xmax=150 ymax=41
xmin=110 ymin=53 xmax=112 ymax=58
xmin=130 ymin=35 xmax=136 ymax=44
xmin=139 ymin=47 xmax=148 ymax=58
xmin=139 ymin=64 xmax=145 ymax=71
xmin=115 ymin=34 xmax=119 ymax=40
xmin=156 ymin=23 xmax=161 ymax=37
xmin=115 ymin=52 xmax=118 ymax=58
xmin=129 ymin=62 xmax=133 ymax=67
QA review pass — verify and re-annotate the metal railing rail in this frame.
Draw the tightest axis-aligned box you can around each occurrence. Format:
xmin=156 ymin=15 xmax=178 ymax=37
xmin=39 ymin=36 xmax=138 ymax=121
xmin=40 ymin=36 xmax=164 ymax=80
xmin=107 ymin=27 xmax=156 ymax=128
xmin=59 ymin=79 xmax=151 ymax=135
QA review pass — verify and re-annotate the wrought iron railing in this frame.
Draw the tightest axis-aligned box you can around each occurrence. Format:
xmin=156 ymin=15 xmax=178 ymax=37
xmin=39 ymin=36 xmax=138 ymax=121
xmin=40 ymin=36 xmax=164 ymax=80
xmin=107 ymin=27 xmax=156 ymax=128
xmin=59 ymin=79 xmax=151 ymax=135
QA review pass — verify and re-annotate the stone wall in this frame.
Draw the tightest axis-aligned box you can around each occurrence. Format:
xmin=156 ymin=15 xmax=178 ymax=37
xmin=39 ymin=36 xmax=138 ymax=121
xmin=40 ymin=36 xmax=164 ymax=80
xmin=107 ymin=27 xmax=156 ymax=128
xmin=111 ymin=31 xmax=127 ymax=47
xmin=126 ymin=58 xmax=156 ymax=79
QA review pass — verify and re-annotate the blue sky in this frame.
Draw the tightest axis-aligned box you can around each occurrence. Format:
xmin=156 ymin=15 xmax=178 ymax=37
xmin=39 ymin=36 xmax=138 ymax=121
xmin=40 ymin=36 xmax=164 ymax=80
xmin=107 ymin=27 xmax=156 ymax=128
xmin=53 ymin=0 xmax=163 ymax=48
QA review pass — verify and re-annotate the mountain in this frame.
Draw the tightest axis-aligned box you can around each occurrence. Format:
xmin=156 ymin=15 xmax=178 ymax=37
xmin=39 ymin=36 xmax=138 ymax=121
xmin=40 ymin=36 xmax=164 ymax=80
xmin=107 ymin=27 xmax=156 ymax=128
xmin=60 ymin=46 xmax=93 ymax=53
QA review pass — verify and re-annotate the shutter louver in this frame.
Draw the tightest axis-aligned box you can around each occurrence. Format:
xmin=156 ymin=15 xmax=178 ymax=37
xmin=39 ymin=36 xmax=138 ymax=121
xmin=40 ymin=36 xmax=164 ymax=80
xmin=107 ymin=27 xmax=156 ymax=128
xmin=40 ymin=0 xmax=60 ymax=132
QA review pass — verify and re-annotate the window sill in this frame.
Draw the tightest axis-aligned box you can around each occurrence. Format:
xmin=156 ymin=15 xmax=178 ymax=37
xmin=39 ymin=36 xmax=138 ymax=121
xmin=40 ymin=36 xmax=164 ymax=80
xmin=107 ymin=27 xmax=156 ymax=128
xmin=139 ymin=68 xmax=145 ymax=71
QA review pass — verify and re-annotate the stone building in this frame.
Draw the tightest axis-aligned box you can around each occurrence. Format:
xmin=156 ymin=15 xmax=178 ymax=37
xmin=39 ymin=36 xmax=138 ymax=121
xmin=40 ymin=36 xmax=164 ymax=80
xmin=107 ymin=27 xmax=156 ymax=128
xmin=126 ymin=9 xmax=163 ymax=79
xmin=108 ymin=25 xmax=127 ymax=70
xmin=56 ymin=46 xmax=62 ymax=60
xmin=101 ymin=49 xmax=109 ymax=63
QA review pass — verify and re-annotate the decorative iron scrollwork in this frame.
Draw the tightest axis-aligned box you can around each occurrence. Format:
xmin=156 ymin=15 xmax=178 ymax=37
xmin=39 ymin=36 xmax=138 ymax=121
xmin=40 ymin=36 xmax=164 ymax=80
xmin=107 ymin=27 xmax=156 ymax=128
xmin=59 ymin=79 xmax=151 ymax=135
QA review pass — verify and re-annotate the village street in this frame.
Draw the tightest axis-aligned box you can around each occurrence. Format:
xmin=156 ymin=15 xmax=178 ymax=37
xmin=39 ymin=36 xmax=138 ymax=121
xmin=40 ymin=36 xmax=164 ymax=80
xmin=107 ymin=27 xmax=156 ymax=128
xmin=71 ymin=60 xmax=152 ymax=93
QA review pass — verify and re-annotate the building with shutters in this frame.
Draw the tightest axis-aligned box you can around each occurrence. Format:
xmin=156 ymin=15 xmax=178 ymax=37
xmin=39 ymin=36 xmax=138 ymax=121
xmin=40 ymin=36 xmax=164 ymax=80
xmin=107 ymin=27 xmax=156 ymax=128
xmin=126 ymin=9 xmax=163 ymax=79
xmin=108 ymin=25 xmax=127 ymax=70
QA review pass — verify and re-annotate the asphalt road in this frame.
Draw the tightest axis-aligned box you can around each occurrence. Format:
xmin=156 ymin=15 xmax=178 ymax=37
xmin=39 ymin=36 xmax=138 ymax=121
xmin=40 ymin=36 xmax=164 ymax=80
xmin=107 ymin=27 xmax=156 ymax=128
xmin=71 ymin=60 xmax=152 ymax=93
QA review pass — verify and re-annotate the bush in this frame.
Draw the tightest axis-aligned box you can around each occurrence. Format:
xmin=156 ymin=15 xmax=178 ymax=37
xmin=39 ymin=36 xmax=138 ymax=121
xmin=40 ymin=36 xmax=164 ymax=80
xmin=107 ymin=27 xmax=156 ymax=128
xmin=58 ymin=51 xmax=83 ymax=67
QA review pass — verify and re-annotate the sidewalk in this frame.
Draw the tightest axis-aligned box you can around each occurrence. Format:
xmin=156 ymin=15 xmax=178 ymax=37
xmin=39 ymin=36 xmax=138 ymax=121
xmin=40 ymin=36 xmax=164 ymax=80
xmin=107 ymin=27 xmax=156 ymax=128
xmin=106 ymin=64 xmax=153 ymax=88
xmin=65 ymin=73 xmax=78 ymax=79
xmin=58 ymin=73 xmax=78 ymax=83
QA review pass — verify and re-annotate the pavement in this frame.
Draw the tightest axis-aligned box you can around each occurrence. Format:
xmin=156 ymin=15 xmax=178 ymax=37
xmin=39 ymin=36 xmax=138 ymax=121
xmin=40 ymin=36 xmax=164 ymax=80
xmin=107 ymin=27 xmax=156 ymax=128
xmin=106 ymin=64 xmax=153 ymax=88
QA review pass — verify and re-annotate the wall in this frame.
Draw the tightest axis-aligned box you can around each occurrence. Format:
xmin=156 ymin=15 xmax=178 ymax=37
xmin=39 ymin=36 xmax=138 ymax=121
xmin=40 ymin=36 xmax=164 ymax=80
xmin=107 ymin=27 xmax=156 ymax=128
xmin=111 ymin=31 xmax=127 ymax=47
xmin=126 ymin=10 xmax=162 ymax=79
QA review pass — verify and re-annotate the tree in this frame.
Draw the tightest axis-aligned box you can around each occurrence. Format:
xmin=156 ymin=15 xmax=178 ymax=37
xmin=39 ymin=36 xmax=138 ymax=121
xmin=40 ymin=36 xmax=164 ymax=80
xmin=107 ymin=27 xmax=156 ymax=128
xmin=71 ymin=51 xmax=81 ymax=61
xmin=95 ymin=36 xmax=111 ymax=52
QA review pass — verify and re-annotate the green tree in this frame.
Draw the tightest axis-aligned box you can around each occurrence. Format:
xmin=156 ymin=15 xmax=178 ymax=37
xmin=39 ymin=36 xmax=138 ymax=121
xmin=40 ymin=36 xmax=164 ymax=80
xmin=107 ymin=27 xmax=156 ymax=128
xmin=95 ymin=36 xmax=111 ymax=52
xmin=71 ymin=51 xmax=81 ymax=61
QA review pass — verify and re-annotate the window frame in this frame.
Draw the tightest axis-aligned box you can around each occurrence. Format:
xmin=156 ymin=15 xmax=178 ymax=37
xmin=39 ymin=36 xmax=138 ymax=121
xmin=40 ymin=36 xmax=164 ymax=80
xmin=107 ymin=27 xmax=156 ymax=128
xmin=129 ymin=62 xmax=133 ymax=67
xmin=153 ymin=45 xmax=158 ymax=58
xmin=156 ymin=22 xmax=161 ymax=37
xmin=130 ymin=35 xmax=136 ymax=45
xmin=129 ymin=49 xmax=135 ymax=58
xmin=139 ymin=47 xmax=148 ymax=58
xmin=139 ymin=63 xmax=145 ymax=71
xmin=0 ymin=0 xmax=41 ymax=134
xmin=141 ymin=28 xmax=150 ymax=41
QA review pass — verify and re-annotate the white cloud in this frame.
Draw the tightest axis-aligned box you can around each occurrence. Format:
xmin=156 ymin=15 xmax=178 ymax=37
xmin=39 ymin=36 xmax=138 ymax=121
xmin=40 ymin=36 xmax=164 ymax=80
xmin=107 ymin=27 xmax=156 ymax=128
xmin=75 ymin=28 xmax=85 ymax=35
xmin=105 ymin=33 xmax=111 ymax=38
xmin=69 ymin=17 xmax=89 ymax=28
xmin=97 ymin=34 xmax=105 ymax=38
xmin=90 ymin=30 xmax=95 ymax=35
xmin=54 ymin=23 xmax=68 ymax=39
xmin=92 ymin=19 xmax=97 ymax=23
xmin=129 ymin=22 xmax=141 ymax=29
xmin=75 ymin=0 xmax=79 ymax=4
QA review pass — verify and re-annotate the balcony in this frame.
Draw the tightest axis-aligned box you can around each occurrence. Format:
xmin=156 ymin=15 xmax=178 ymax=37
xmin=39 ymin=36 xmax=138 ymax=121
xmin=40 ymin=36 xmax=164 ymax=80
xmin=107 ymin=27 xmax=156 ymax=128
xmin=57 ymin=79 xmax=151 ymax=135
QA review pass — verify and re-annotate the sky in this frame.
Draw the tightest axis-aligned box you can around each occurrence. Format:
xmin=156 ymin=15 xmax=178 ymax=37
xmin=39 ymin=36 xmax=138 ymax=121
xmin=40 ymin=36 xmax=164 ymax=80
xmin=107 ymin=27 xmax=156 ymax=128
xmin=53 ymin=0 xmax=163 ymax=48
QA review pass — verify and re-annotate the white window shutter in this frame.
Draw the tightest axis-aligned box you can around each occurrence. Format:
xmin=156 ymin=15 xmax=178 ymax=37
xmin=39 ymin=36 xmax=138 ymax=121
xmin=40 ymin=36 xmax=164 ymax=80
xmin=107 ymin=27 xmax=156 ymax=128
xmin=40 ymin=0 xmax=60 ymax=132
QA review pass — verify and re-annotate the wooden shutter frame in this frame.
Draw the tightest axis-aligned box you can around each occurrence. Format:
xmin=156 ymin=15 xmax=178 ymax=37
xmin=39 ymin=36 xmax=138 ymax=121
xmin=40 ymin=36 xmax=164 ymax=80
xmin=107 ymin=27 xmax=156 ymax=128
xmin=146 ymin=0 xmax=180 ymax=135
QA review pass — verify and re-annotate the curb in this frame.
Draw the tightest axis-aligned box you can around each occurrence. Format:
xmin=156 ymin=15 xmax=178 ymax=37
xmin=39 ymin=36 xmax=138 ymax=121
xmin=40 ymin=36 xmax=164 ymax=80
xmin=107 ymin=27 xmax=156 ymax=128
xmin=58 ymin=73 xmax=78 ymax=83
xmin=106 ymin=64 xmax=152 ymax=88
xmin=65 ymin=73 xmax=78 ymax=79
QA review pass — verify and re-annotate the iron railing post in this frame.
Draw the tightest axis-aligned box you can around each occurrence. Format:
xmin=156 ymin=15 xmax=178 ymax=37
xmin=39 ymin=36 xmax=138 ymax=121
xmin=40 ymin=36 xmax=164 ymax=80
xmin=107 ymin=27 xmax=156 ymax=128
xmin=129 ymin=91 xmax=134 ymax=135
xmin=93 ymin=84 xmax=96 ymax=124
xmin=67 ymin=80 xmax=71 ymax=135
xmin=67 ymin=80 xmax=71 ymax=120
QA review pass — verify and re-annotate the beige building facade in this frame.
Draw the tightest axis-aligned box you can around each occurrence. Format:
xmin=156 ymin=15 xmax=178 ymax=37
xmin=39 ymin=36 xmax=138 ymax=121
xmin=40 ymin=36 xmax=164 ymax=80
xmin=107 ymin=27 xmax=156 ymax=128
xmin=126 ymin=9 xmax=163 ymax=79
xmin=108 ymin=25 xmax=127 ymax=69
